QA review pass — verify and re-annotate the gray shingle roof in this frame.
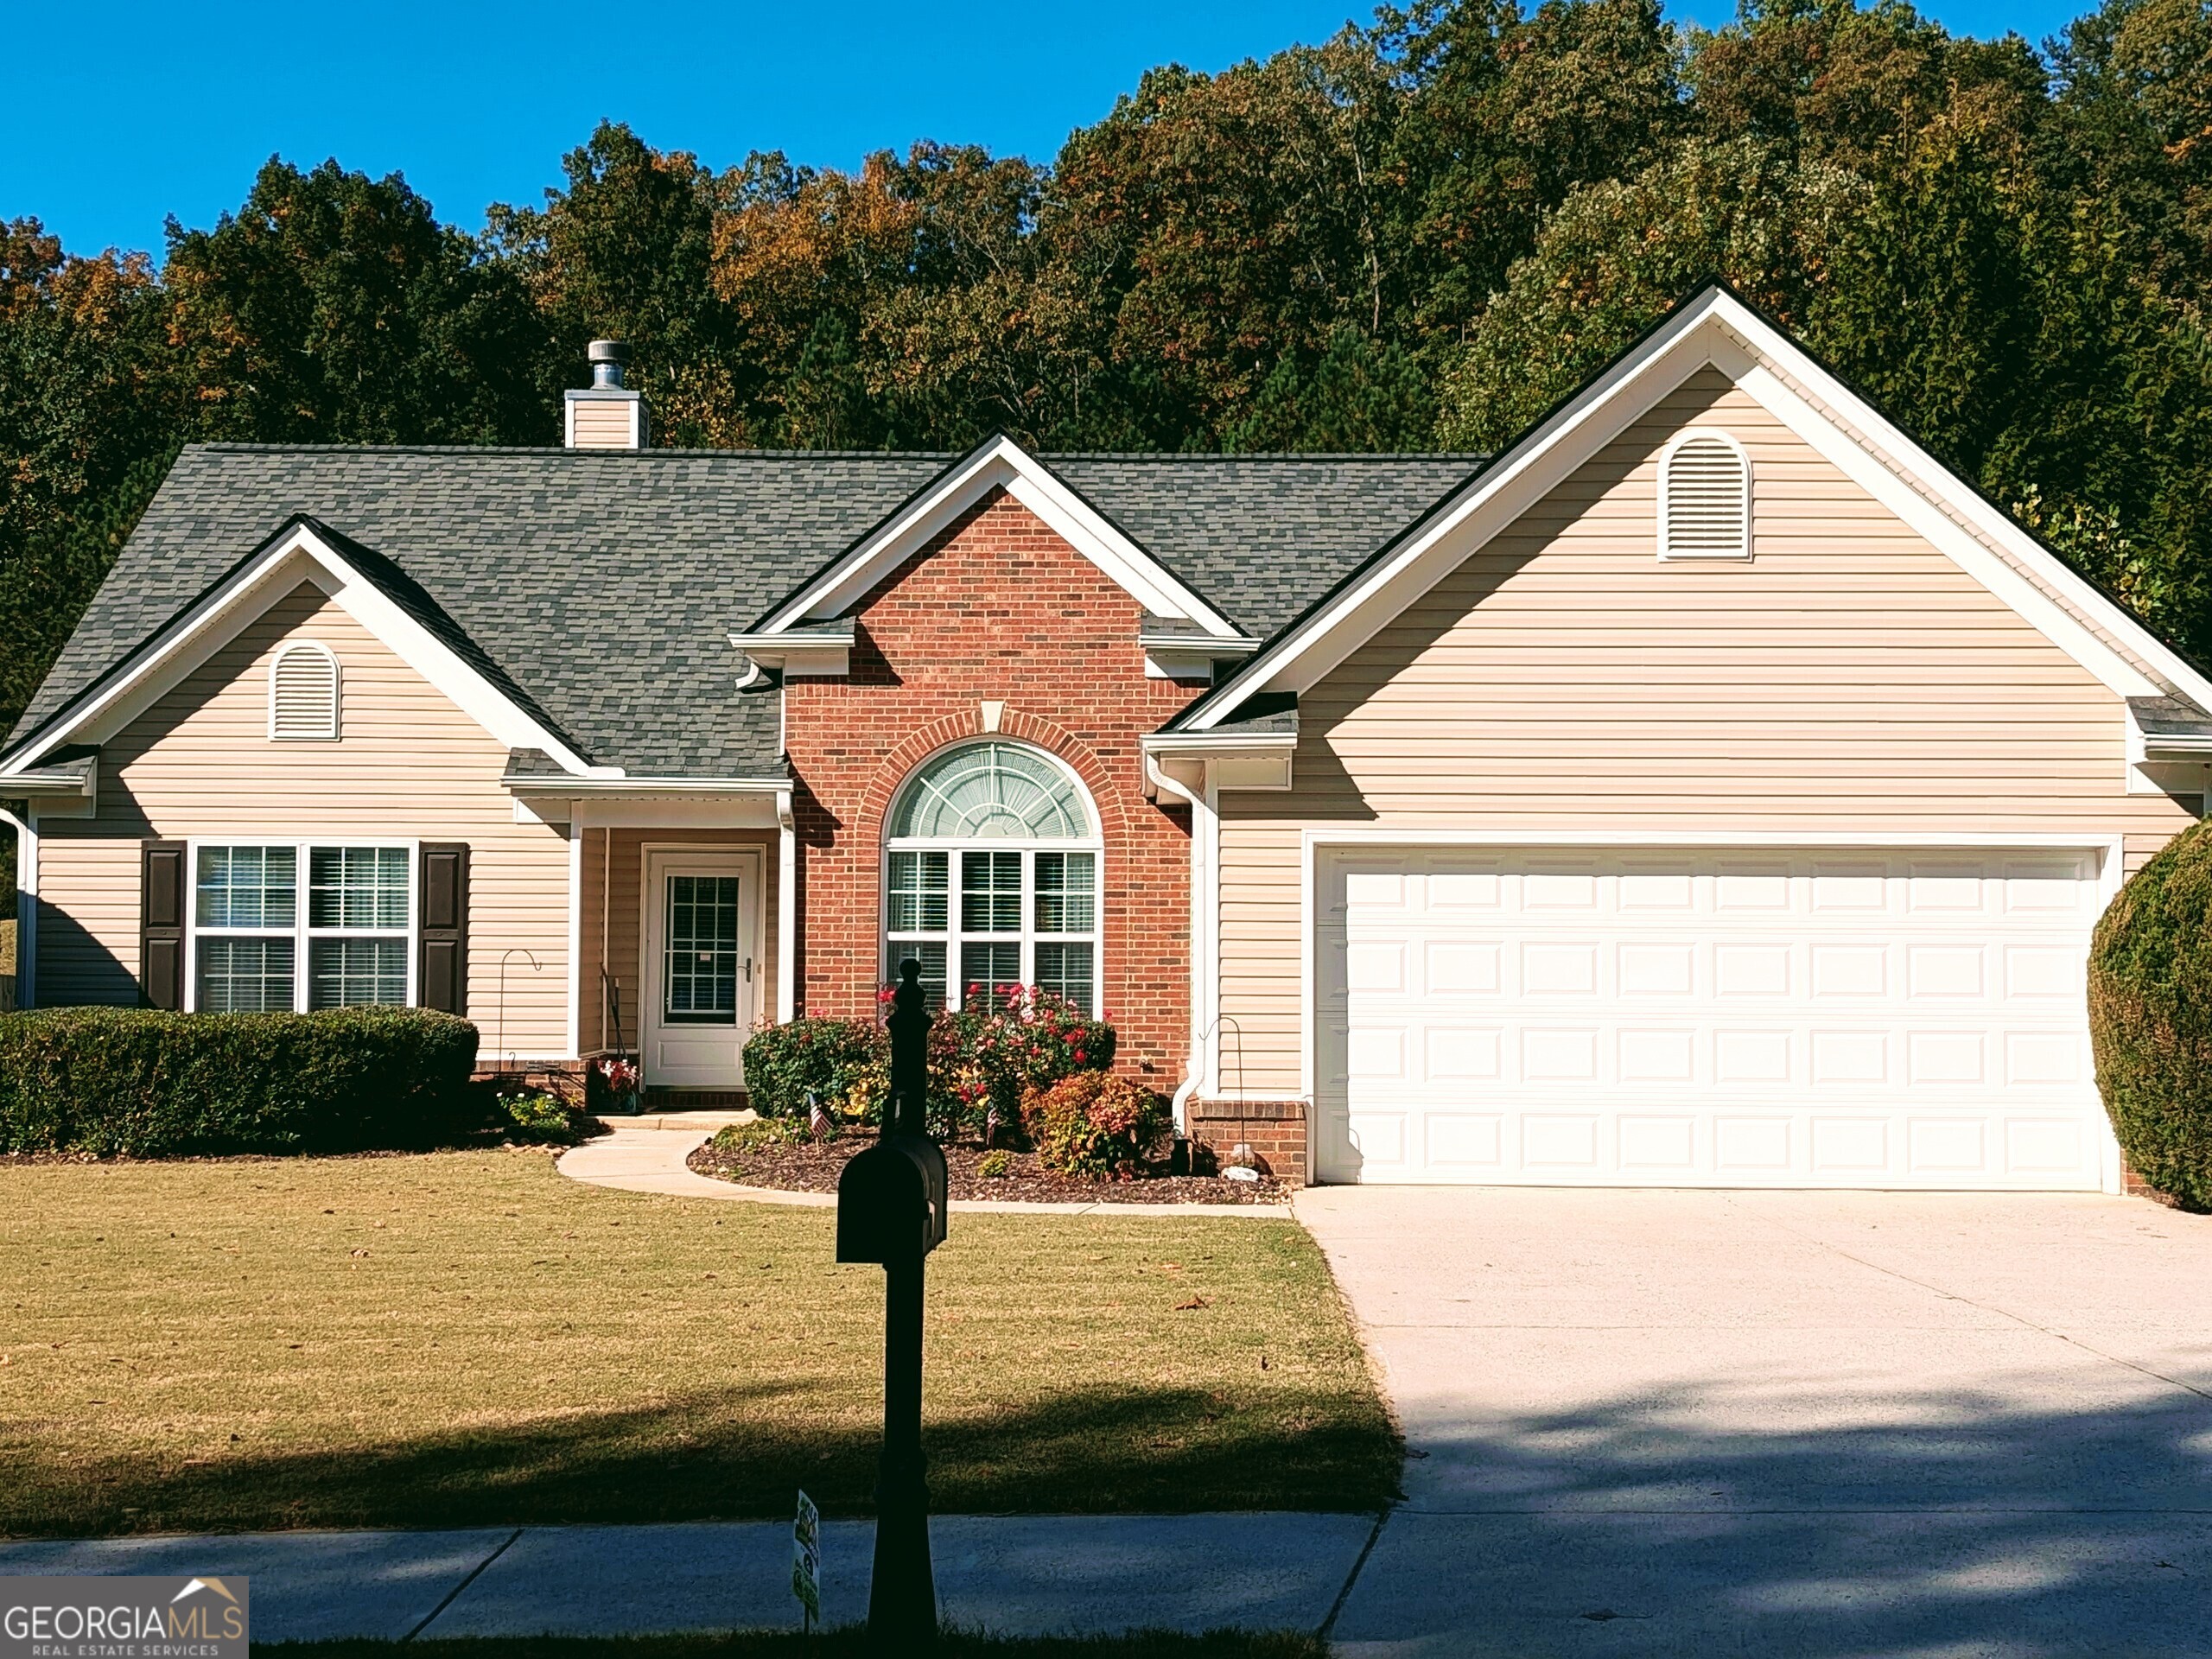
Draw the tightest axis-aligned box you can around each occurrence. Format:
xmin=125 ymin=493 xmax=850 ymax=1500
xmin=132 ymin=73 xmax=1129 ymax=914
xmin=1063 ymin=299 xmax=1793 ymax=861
xmin=2130 ymin=695 xmax=2212 ymax=736
xmin=12 ymin=444 xmax=1483 ymax=777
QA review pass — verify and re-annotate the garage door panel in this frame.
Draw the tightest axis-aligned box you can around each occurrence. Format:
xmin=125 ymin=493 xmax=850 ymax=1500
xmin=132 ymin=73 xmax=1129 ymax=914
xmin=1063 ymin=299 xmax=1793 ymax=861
xmin=1317 ymin=846 xmax=2108 ymax=1190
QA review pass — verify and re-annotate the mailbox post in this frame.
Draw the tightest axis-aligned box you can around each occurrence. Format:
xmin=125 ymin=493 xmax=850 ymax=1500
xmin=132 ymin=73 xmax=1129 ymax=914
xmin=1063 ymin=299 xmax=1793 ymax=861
xmin=836 ymin=957 xmax=946 ymax=1649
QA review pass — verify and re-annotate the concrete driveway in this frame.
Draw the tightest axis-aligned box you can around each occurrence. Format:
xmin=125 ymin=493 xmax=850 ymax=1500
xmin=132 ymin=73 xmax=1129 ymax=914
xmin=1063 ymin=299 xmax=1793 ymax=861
xmin=1296 ymin=1186 xmax=2212 ymax=1658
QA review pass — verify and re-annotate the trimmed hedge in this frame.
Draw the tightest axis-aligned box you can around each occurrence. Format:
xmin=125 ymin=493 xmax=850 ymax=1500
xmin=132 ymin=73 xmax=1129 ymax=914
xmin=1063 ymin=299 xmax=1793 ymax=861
xmin=2089 ymin=820 xmax=2212 ymax=1208
xmin=0 ymin=1006 xmax=484 ymax=1158
xmin=741 ymin=1017 xmax=887 ymax=1120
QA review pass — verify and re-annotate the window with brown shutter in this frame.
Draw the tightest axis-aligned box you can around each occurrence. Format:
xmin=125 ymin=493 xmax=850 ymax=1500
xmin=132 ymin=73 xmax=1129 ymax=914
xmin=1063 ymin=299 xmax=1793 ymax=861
xmin=416 ymin=842 xmax=469 ymax=1014
xmin=140 ymin=841 xmax=187 ymax=1009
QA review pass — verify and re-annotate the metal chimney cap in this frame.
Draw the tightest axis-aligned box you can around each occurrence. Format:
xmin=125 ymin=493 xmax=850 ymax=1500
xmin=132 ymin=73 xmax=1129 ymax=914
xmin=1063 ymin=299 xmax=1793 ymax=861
xmin=587 ymin=339 xmax=630 ymax=365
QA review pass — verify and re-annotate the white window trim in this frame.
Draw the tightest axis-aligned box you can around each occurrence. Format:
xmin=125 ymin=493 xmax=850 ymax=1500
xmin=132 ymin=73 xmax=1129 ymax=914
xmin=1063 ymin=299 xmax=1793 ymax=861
xmin=183 ymin=837 xmax=418 ymax=1014
xmin=1657 ymin=429 xmax=1752 ymax=562
xmin=268 ymin=640 xmax=341 ymax=741
xmin=880 ymin=742 xmax=1103 ymax=1014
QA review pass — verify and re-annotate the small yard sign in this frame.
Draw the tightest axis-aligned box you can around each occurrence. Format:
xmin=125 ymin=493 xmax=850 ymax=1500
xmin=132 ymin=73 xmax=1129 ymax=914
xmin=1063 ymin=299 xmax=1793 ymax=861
xmin=791 ymin=1489 xmax=821 ymax=1629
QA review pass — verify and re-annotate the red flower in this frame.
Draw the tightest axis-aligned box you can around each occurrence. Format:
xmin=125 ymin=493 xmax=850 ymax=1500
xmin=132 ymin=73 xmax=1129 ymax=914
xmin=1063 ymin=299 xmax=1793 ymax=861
xmin=1073 ymin=1050 xmax=1086 ymax=1065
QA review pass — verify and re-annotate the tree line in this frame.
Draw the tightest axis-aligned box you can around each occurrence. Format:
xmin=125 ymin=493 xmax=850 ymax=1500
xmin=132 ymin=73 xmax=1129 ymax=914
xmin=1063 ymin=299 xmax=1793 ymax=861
xmin=5 ymin=0 xmax=2212 ymax=761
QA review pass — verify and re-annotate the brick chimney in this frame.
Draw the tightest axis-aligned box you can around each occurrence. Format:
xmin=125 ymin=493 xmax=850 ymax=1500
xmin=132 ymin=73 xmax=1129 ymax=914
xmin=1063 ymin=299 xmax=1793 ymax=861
xmin=564 ymin=340 xmax=647 ymax=449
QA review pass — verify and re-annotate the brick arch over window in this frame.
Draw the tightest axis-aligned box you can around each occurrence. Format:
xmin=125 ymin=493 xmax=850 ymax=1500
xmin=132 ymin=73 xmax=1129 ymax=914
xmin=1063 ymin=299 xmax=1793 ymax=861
xmin=857 ymin=709 xmax=1135 ymax=848
xmin=837 ymin=707 xmax=1161 ymax=1050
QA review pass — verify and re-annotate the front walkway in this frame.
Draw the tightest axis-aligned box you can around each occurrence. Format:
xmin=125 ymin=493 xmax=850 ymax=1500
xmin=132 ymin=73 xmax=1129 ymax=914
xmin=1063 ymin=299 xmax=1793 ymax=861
xmin=0 ymin=1514 xmax=1373 ymax=1643
xmin=1298 ymin=1184 xmax=2212 ymax=1658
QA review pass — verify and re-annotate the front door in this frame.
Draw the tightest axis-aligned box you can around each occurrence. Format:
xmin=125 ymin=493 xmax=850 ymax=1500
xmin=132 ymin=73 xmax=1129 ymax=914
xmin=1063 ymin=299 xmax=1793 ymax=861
xmin=641 ymin=849 xmax=759 ymax=1088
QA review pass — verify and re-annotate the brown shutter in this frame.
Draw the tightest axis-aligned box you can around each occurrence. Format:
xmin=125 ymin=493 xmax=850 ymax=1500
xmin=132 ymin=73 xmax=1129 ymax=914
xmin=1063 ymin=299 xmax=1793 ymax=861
xmin=417 ymin=842 xmax=469 ymax=1014
xmin=140 ymin=841 xmax=187 ymax=1010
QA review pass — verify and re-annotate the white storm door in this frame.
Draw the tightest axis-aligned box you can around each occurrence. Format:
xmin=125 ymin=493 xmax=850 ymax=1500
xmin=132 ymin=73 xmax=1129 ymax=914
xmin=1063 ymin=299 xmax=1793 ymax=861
xmin=1316 ymin=845 xmax=2109 ymax=1190
xmin=641 ymin=849 xmax=760 ymax=1088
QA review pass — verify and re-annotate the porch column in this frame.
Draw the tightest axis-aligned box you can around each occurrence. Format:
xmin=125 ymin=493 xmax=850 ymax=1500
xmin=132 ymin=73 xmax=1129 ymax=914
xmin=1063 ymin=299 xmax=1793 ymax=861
xmin=776 ymin=787 xmax=797 ymax=1023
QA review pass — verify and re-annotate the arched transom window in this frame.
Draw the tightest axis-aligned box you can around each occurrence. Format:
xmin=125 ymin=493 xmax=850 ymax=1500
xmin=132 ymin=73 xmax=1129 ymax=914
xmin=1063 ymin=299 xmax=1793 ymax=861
xmin=884 ymin=741 xmax=1100 ymax=1012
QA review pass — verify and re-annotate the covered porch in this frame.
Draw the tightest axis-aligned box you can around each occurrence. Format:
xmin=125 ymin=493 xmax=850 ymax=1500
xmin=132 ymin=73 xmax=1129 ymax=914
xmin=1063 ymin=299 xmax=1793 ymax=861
xmin=511 ymin=769 xmax=791 ymax=1101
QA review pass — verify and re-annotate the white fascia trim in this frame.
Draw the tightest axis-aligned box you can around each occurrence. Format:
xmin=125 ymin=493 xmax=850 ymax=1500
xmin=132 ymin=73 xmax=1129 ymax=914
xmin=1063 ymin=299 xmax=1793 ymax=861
xmin=1191 ymin=288 xmax=2206 ymax=729
xmin=3 ymin=770 xmax=95 ymax=798
xmin=730 ymin=626 xmax=856 ymax=650
xmin=1140 ymin=631 xmax=1258 ymax=653
xmin=508 ymin=776 xmax=789 ymax=796
xmin=1141 ymin=731 xmax=1297 ymax=753
xmin=0 ymin=524 xmax=609 ymax=779
xmin=757 ymin=436 xmax=1242 ymax=638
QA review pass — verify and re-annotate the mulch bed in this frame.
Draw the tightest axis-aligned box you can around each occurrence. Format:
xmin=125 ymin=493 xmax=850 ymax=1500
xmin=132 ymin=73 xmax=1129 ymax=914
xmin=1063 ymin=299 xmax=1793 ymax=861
xmin=687 ymin=1128 xmax=1287 ymax=1206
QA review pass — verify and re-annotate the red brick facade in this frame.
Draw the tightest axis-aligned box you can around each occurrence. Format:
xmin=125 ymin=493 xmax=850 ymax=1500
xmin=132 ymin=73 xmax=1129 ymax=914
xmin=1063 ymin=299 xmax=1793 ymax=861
xmin=1187 ymin=1099 xmax=1308 ymax=1185
xmin=783 ymin=488 xmax=1201 ymax=1089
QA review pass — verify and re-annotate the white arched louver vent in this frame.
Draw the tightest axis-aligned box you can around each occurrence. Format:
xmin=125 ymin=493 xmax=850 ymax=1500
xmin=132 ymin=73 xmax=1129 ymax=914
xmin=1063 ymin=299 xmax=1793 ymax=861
xmin=269 ymin=642 xmax=340 ymax=740
xmin=1658 ymin=431 xmax=1751 ymax=560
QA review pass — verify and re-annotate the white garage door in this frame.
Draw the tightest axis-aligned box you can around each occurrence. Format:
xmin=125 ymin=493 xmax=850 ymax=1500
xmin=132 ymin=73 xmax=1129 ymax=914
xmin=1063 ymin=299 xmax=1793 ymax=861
xmin=1314 ymin=846 xmax=2113 ymax=1189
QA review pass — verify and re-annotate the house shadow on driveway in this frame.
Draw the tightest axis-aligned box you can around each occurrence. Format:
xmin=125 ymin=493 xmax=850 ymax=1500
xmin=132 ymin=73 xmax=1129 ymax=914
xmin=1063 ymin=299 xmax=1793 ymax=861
xmin=1339 ymin=1382 xmax=2212 ymax=1656
xmin=1298 ymin=1184 xmax=2212 ymax=1653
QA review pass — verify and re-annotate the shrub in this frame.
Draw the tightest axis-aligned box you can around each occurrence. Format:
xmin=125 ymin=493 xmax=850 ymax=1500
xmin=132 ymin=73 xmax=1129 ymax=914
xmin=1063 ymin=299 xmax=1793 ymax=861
xmin=0 ymin=1006 xmax=482 ymax=1158
xmin=2090 ymin=821 xmax=2212 ymax=1208
xmin=712 ymin=1116 xmax=803 ymax=1151
xmin=1029 ymin=1071 xmax=1169 ymax=1180
xmin=498 ymin=1090 xmax=594 ymax=1147
xmin=976 ymin=1147 xmax=1016 ymax=1179
xmin=835 ymin=1054 xmax=890 ymax=1125
xmin=741 ymin=1017 xmax=887 ymax=1120
xmin=926 ymin=986 xmax=1116 ymax=1142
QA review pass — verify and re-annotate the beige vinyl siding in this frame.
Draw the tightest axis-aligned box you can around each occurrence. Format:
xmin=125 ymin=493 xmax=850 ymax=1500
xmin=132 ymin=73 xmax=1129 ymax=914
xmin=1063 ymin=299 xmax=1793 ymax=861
xmin=578 ymin=826 xmax=779 ymax=1056
xmin=35 ymin=582 xmax=575 ymax=1052
xmin=1217 ymin=368 xmax=2201 ymax=1096
xmin=568 ymin=400 xmax=637 ymax=450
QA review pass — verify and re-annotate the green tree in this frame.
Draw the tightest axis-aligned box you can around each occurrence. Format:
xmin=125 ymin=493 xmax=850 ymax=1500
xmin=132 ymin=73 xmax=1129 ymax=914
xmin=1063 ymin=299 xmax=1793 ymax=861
xmin=489 ymin=123 xmax=741 ymax=445
xmin=167 ymin=158 xmax=550 ymax=444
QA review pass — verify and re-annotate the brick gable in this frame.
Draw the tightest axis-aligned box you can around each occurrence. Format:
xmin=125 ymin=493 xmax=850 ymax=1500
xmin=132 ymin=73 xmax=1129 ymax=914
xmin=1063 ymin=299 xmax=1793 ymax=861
xmin=785 ymin=487 xmax=1199 ymax=1085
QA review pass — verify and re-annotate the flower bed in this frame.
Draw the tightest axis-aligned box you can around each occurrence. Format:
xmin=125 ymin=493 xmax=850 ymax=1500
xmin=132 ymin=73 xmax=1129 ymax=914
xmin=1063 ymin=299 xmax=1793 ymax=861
xmin=687 ymin=1126 xmax=1286 ymax=1206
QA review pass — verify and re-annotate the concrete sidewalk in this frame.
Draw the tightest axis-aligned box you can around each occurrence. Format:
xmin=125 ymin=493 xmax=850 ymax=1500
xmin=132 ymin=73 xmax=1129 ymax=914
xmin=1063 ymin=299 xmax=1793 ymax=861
xmin=0 ymin=1513 xmax=1376 ymax=1644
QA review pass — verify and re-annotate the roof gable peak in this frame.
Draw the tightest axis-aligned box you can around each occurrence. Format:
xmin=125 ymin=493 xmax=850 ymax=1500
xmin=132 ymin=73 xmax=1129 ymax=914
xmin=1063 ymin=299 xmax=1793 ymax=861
xmin=1171 ymin=283 xmax=2212 ymax=735
xmin=747 ymin=434 xmax=1243 ymax=639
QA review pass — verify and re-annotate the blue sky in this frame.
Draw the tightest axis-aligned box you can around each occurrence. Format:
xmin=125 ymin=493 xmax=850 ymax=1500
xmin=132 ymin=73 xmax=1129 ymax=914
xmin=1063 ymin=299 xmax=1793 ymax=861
xmin=10 ymin=0 xmax=2094 ymax=257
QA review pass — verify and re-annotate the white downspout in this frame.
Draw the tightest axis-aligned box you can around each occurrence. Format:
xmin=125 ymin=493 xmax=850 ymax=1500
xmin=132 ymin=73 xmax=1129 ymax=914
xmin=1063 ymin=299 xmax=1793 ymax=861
xmin=1144 ymin=750 xmax=1214 ymax=1129
xmin=564 ymin=815 xmax=583 ymax=1060
xmin=2 ymin=804 xmax=35 ymax=1010
xmin=776 ymin=787 xmax=797 ymax=1023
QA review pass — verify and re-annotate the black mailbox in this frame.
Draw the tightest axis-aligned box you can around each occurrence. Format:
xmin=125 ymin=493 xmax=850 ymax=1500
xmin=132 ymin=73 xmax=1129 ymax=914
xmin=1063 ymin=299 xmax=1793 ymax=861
xmin=836 ymin=1135 xmax=947 ymax=1263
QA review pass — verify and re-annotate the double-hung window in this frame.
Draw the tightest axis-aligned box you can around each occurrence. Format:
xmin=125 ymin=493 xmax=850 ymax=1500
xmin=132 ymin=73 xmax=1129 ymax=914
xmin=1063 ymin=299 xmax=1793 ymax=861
xmin=882 ymin=741 xmax=1100 ymax=1014
xmin=192 ymin=842 xmax=414 ymax=1012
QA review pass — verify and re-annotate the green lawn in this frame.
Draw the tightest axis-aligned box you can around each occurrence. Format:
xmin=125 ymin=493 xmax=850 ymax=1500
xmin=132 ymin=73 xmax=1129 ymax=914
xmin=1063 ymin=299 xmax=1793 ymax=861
xmin=264 ymin=1634 xmax=1325 ymax=1658
xmin=0 ymin=1149 xmax=1395 ymax=1535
